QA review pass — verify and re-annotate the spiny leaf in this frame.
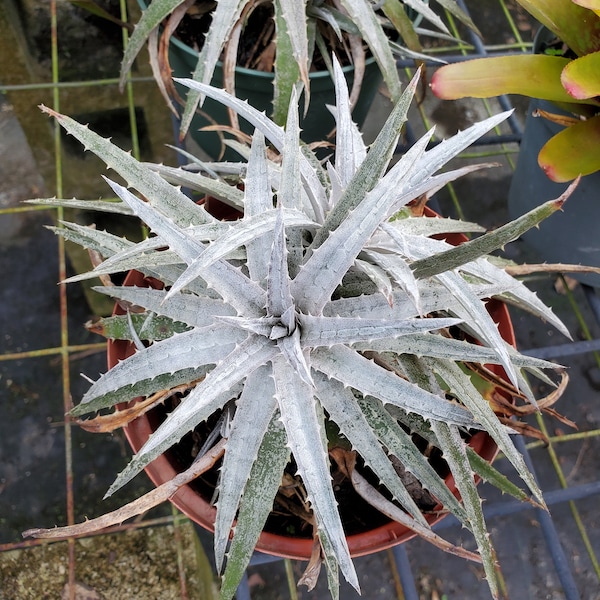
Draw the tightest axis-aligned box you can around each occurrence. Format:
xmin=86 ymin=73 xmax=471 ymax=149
xmin=410 ymin=197 xmax=567 ymax=278
xmin=431 ymin=421 xmax=499 ymax=599
xmin=312 ymin=345 xmax=476 ymax=426
xmin=72 ymin=326 xmax=245 ymax=416
xmin=214 ymin=367 xmax=277 ymax=571
xmin=219 ymin=411 xmax=289 ymax=600
xmin=39 ymin=105 xmax=213 ymax=227
xmin=106 ymin=336 xmax=278 ymax=497
xmin=273 ymin=356 xmax=359 ymax=593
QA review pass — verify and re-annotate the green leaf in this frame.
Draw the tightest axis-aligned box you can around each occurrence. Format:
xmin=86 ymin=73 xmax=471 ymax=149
xmin=272 ymin=0 xmax=302 ymax=126
xmin=561 ymin=51 xmax=600 ymax=99
xmin=538 ymin=114 xmax=600 ymax=181
xmin=220 ymin=409 xmax=289 ymax=600
xmin=382 ymin=0 xmax=422 ymax=53
xmin=433 ymin=0 xmax=481 ymax=38
xmin=515 ymin=0 xmax=600 ymax=57
xmin=430 ymin=421 xmax=499 ymax=599
xmin=69 ymin=0 xmax=132 ymax=31
xmin=91 ymin=313 xmax=190 ymax=341
xmin=431 ymin=55 xmax=593 ymax=105
xmin=410 ymin=197 xmax=566 ymax=279
xmin=466 ymin=450 xmax=535 ymax=505
xmin=427 ymin=359 xmax=544 ymax=505
xmin=179 ymin=0 xmax=246 ymax=138
xmin=119 ymin=0 xmax=184 ymax=89
xmin=357 ymin=396 xmax=469 ymax=525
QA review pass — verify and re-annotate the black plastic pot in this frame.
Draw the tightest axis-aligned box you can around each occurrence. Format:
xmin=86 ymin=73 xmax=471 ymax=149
xmin=507 ymin=28 xmax=600 ymax=287
xmin=508 ymin=99 xmax=600 ymax=287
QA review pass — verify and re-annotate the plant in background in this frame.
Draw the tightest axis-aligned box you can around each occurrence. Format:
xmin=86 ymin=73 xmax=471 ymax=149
xmin=24 ymin=60 xmax=572 ymax=599
xmin=122 ymin=0 xmax=479 ymax=134
xmin=430 ymin=0 xmax=600 ymax=182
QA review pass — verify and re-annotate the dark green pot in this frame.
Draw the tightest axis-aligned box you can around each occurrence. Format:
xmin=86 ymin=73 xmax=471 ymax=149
xmin=168 ymin=31 xmax=382 ymax=159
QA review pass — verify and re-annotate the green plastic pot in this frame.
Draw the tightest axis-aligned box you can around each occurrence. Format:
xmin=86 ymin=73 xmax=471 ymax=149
xmin=168 ymin=32 xmax=382 ymax=159
xmin=135 ymin=0 xmax=382 ymax=158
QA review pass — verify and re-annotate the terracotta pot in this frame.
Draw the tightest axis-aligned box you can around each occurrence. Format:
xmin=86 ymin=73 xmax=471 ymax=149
xmin=107 ymin=207 xmax=514 ymax=560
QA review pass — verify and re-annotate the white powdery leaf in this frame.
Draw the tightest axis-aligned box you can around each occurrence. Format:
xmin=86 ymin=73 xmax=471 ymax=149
xmin=79 ymin=325 xmax=246 ymax=406
xmin=353 ymin=258 xmax=394 ymax=306
xmin=311 ymin=345 xmax=477 ymax=426
xmin=244 ymin=132 xmax=275 ymax=283
xmin=144 ymin=164 xmax=245 ymax=211
xmin=323 ymin=280 xmax=509 ymax=321
xmin=382 ymin=215 xmax=485 ymax=238
xmin=214 ymin=366 xmax=277 ymax=570
xmin=293 ymin=129 xmax=432 ymax=314
xmin=45 ymin=106 xmax=211 ymax=227
xmin=331 ymin=55 xmax=367 ymax=187
xmin=299 ymin=314 xmax=461 ymax=347
xmin=107 ymin=335 xmax=279 ymax=497
xmin=362 ymin=248 xmax=421 ymax=313
xmin=272 ymin=356 xmax=360 ymax=593
xmin=105 ymin=177 xmax=267 ymax=314
xmin=93 ymin=286 xmax=236 ymax=328
xmin=357 ymin=333 xmax=560 ymax=372
xmin=175 ymin=77 xmax=329 ymax=216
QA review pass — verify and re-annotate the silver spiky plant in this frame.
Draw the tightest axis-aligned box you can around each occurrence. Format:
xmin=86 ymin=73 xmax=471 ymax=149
xmin=25 ymin=58 xmax=570 ymax=599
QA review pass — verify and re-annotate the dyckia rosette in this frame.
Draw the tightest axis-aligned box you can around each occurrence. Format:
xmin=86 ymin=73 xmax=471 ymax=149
xmin=25 ymin=59 xmax=569 ymax=600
